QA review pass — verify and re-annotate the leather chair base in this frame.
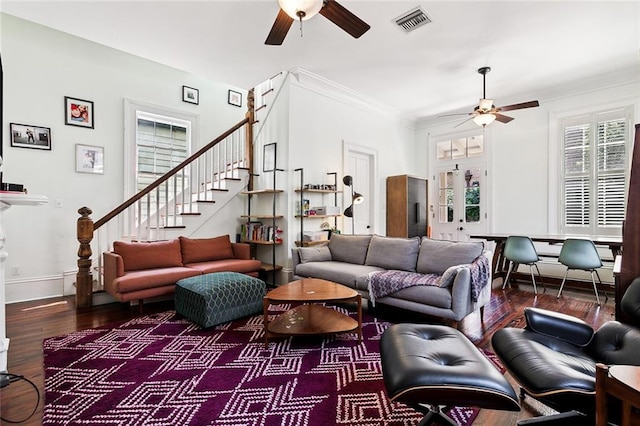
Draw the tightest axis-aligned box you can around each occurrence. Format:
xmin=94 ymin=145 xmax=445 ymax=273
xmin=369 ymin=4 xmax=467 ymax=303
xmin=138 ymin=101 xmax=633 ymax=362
xmin=517 ymin=410 xmax=587 ymax=425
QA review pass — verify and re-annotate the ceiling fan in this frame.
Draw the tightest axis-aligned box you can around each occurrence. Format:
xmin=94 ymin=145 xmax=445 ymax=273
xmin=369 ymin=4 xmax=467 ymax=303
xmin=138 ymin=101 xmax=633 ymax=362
xmin=265 ymin=0 xmax=370 ymax=46
xmin=443 ymin=67 xmax=540 ymax=128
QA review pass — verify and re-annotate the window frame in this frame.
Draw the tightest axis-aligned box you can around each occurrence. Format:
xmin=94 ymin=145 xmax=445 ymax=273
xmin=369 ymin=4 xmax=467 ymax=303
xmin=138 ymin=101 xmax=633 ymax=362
xmin=124 ymin=99 xmax=199 ymax=199
xmin=558 ymin=106 xmax=633 ymax=236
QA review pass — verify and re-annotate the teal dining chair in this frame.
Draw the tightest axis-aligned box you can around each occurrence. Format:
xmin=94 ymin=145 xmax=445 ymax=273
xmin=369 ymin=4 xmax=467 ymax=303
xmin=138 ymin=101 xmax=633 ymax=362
xmin=502 ymin=235 xmax=545 ymax=294
xmin=556 ymin=238 xmax=606 ymax=304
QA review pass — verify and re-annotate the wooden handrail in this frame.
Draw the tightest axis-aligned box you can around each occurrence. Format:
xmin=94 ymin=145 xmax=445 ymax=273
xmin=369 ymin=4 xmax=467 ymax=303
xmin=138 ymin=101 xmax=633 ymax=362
xmin=94 ymin=117 xmax=249 ymax=230
xmin=76 ymin=116 xmax=251 ymax=308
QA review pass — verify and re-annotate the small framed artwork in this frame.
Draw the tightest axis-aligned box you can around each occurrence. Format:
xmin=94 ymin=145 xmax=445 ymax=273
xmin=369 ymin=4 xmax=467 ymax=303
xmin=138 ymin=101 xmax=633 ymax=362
xmin=228 ymin=89 xmax=242 ymax=107
xmin=65 ymin=96 xmax=94 ymax=128
xmin=10 ymin=123 xmax=52 ymax=150
xmin=263 ymin=142 xmax=276 ymax=172
xmin=182 ymin=86 xmax=199 ymax=104
xmin=76 ymin=144 xmax=104 ymax=174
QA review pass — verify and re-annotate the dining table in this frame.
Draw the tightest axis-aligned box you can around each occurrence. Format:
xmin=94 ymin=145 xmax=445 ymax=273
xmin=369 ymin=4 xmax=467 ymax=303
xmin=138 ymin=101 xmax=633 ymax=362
xmin=470 ymin=233 xmax=623 ymax=279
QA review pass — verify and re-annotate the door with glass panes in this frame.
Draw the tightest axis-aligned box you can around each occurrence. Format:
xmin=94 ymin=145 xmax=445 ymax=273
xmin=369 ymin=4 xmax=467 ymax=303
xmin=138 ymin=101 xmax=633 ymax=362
xmin=432 ymin=163 xmax=487 ymax=241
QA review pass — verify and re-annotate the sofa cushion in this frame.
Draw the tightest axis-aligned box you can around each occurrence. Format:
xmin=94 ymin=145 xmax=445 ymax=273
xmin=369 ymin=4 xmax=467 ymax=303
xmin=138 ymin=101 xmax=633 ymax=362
xmin=113 ymin=239 xmax=183 ymax=272
xmin=365 ymin=235 xmax=420 ymax=272
xmin=295 ymin=261 xmax=383 ymax=289
xmin=179 ymin=235 xmax=234 ymax=264
xmin=184 ymin=259 xmax=262 ymax=275
xmin=417 ymin=238 xmax=484 ymax=275
xmin=328 ymin=234 xmax=372 ymax=265
xmin=298 ymin=246 xmax=332 ymax=263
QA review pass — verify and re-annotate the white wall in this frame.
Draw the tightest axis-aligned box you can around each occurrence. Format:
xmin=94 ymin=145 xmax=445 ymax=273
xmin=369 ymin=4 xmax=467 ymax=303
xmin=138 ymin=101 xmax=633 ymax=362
xmin=1 ymin=14 xmax=247 ymax=302
xmin=415 ymin=79 xmax=640 ymax=237
xmin=287 ymin=71 xmax=417 ymax=236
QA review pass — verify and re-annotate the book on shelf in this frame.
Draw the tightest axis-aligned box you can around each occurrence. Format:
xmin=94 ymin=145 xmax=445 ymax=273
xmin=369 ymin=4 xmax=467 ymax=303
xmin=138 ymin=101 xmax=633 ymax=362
xmin=240 ymin=221 xmax=283 ymax=243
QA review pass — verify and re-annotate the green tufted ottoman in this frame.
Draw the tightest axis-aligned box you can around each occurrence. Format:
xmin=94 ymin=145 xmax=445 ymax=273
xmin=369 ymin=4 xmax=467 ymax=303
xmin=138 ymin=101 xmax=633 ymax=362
xmin=175 ymin=272 xmax=266 ymax=328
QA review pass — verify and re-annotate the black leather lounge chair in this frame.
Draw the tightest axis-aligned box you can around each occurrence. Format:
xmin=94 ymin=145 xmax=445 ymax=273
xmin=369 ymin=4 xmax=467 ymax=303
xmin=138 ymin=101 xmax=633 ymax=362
xmin=492 ymin=277 xmax=640 ymax=425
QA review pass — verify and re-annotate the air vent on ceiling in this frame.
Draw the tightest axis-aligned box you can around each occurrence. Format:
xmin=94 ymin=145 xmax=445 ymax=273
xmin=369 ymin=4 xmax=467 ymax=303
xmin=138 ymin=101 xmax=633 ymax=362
xmin=394 ymin=7 xmax=431 ymax=33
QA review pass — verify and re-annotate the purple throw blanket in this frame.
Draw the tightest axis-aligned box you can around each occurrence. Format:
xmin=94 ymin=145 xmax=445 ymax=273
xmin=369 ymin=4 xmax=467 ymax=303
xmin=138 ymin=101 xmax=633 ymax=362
xmin=367 ymin=254 xmax=490 ymax=305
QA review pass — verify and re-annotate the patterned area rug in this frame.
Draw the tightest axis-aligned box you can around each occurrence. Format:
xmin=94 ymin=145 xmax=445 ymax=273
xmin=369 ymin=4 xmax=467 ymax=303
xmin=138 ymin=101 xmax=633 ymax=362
xmin=43 ymin=307 xmax=504 ymax=425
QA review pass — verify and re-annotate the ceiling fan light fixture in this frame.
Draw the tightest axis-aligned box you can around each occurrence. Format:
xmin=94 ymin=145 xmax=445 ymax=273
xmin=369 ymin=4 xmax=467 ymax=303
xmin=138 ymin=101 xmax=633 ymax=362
xmin=278 ymin=0 xmax=323 ymax=20
xmin=473 ymin=113 xmax=496 ymax=127
xmin=478 ymin=98 xmax=493 ymax=111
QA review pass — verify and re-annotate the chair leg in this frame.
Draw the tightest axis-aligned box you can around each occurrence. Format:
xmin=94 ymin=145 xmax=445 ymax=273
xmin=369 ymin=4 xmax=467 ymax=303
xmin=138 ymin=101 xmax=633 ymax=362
xmin=557 ymin=270 xmax=570 ymax=299
xmin=533 ymin=264 xmax=546 ymax=292
xmin=529 ymin=265 xmax=538 ymax=295
xmin=594 ymin=269 xmax=609 ymax=301
xmin=502 ymin=262 xmax=514 ymax=289
xmin=590 ymin=271 xmax=601 ymax=305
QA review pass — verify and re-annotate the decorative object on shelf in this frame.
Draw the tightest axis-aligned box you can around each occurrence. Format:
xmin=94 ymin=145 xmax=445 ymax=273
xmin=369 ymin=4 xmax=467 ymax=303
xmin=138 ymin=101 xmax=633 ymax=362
xmin=182 ymin=86 xmax=199 ymax=105
xmin=263 ymin=142 xmax=276 ymax=172
xmin=228 ymin=89 xmax=242 ymax=107
xmin=10 ymin=122 xmax=51 ymax=150
xmin=75 ymin=144 xmax=104 ymax=174
xmin=64 ymin=96 xmax=94 ymax=128
xmin=343 ymin=175 xmax=364 ymax=234
xmin=321 ymin=221 xmax=340 ymax=236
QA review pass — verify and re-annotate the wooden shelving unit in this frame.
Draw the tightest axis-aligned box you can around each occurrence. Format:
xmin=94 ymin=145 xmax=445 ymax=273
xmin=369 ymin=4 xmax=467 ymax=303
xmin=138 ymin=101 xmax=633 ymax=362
xmin=293 ymin=169 xmax=341 ymax=247
xmin=240 ymin=153 xmax=283 ymax=286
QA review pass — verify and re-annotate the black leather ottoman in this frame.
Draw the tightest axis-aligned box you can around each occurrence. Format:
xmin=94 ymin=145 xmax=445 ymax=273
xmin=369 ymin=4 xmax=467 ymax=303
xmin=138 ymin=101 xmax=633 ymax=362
xmin=381 ymin=323 xmax=520 ymax=425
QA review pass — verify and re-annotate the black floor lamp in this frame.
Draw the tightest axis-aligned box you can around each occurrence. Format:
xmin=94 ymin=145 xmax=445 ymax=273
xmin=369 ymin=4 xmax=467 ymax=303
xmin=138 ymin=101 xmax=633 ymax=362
xmin=343 ymin=175 xmax=364 ymax=234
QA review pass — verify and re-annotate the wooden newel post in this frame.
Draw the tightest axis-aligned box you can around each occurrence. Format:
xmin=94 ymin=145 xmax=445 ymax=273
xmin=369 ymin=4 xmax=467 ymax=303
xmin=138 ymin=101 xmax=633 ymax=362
xmin=76 ymin=206 xmax=94 ymax=308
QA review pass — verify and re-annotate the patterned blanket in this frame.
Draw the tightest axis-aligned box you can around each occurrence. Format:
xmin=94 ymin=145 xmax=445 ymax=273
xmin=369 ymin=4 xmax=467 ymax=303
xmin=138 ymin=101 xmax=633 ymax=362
xmin=367 ymin=254 xmax=490 ymax=305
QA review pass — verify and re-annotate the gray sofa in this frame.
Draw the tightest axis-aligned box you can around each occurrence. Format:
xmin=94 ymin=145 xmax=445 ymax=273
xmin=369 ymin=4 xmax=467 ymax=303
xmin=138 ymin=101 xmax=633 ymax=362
xmin=291 ymin=234 xmax=492 ymax=327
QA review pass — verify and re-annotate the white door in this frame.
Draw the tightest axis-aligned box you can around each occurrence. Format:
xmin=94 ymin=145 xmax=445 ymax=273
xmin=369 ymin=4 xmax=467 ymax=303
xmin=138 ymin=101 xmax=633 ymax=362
xmin=432 ymin=162 xmax=487 ymax=241
xmin=344 ymin=146 xmax=375 ymax=235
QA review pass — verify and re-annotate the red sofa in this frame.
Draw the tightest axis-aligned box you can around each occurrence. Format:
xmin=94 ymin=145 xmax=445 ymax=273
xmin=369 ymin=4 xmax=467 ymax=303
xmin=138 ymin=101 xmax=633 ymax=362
xmin=103 ymin=235 xmax=262 ymax=304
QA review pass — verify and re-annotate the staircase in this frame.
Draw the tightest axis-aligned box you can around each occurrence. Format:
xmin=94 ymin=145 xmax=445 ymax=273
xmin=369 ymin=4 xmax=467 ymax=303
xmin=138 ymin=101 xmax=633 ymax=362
xmin=75 ymin=72 xmax=289 ymax=309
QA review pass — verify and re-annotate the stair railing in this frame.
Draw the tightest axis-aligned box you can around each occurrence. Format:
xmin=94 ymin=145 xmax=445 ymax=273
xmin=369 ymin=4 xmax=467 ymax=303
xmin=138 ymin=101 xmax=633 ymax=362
xmin=76 ymin=115 xmax=254 ymax=308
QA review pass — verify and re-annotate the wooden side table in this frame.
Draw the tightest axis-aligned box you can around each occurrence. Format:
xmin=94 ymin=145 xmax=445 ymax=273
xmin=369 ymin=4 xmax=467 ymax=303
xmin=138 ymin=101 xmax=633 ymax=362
xmin=596 ymin=363 xmax=640 ymax=425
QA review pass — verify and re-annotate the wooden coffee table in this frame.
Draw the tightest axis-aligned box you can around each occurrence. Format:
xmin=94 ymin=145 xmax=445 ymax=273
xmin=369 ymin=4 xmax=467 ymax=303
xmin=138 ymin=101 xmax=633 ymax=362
xmin=262 ymin=278 xmax=362 ymax=347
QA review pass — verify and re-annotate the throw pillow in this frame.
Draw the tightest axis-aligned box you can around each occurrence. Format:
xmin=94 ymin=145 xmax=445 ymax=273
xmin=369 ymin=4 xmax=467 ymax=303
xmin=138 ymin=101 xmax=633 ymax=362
xmin=328 ymin=234 xmax=372 ymax=264
xmin=114 ymin=239 xmax=183 ymax=271
xmin=416 ymin=238 xmax=484 ymax=275
xmin=179 ymin=235 xmax=234 ymax=264
xmin=298 ymin=246 xmax=332 ymax=263
xmin=364 ymin=235 xmax=420 ymax=271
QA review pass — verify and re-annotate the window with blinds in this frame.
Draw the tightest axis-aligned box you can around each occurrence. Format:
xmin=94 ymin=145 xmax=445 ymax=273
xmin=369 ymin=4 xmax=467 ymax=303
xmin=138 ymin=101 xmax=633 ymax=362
xmin=136 ymin=113 xmax=191 ymax=215
xmin=561 ymin=108 xmax=630 ymax=235
xmin=136 ymin=113 xmax=190 ymax=191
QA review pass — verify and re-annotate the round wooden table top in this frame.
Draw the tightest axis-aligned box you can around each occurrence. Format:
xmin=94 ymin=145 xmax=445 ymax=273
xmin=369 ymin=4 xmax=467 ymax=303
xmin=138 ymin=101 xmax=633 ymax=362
xmin=265 ymin=278 xmax=358 ymax=302
xmin=609 ymin=365 xmax=640 ymax=392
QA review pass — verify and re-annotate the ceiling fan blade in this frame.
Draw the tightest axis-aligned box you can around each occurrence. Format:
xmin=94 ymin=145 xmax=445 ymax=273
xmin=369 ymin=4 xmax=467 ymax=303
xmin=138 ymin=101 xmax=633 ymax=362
xmin=454 ymin=116 xmax=475 ymax=128
xmin=265 ymin=8 xmax=294 ymax=45
xmin=494 ymin=113 xmax=514 ymax=123
xmin=438 ymin=112 xmax=472 ymax=118
xmin=496 ymin=100 xmax=539 ymax=112
xmin=319 ymin=0 xmax=370 ymax=38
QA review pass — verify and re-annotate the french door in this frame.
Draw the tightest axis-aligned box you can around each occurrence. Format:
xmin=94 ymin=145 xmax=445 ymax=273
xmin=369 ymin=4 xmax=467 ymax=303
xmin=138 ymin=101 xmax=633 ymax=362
xmin=432 ymin=162 xmax=487 ymax=241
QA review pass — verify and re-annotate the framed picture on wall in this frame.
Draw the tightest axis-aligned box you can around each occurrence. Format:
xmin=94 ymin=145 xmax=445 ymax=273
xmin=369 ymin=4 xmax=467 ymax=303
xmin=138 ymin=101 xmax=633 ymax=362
xmin=182 ymin=86 xmax=199 ymax=104
xmin=75 ymin=144 xmax=104 ymax=174
xmin=10 ymin=123 xmax=52 ymax=150
xmin=65 ymin=96 xmax=94 ymax=128
xmin=228 ymin=90 xmax=242 ymax=107
xmin=263 ymin=143 xmax=276 ymax=172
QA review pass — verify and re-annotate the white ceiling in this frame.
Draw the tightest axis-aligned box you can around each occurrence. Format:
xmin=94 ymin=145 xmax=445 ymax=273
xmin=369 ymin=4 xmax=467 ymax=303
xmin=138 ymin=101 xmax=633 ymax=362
xmin=2 ymin=0 xmax=639 ymax=122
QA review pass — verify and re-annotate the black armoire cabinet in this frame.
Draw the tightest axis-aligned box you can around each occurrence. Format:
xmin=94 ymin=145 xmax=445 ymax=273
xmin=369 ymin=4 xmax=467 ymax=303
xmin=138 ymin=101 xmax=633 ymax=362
xmin=386 ymin=174 xmax=428 ymax=238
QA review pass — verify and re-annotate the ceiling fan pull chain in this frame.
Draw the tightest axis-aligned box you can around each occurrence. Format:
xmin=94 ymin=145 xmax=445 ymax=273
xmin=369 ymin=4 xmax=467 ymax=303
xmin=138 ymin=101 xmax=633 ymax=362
xmin=299 ymin=15 xmax=304 ymax=37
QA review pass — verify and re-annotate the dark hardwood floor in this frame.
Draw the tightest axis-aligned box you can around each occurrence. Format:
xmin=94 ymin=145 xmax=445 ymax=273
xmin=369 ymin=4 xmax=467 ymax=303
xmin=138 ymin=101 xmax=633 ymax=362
xmin=1 ymin=280 xmax=615 ymax=425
